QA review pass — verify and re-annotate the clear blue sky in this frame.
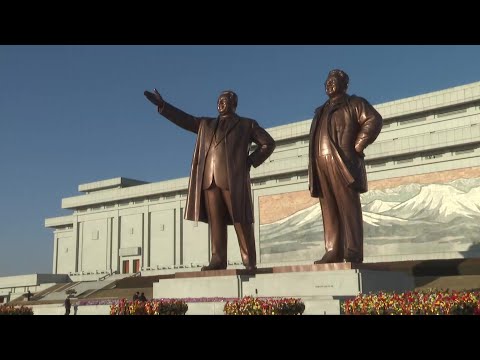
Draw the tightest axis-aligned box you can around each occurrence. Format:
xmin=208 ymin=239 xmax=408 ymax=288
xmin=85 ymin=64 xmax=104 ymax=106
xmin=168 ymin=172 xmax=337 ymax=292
xmin=1 ymin=45 xmax=480 ymax=276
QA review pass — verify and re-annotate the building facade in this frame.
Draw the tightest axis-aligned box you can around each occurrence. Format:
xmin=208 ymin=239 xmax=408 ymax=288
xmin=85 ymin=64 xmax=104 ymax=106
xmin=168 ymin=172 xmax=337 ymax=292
xmin=46 ymin=81 xmax=480 ymax=275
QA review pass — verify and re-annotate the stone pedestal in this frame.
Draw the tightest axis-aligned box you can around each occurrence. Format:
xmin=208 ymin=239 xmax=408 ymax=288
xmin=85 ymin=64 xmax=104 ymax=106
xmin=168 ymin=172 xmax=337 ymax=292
xmin=152 ymin=262 xmax=415 ymax=314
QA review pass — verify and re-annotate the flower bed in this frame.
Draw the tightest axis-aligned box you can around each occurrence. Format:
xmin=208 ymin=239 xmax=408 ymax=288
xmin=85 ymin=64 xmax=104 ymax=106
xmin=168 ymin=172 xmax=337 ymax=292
xmin=0 ymin=305 xmax=34 ymax=315
xmin=224 ymin=296 xmax=305 ymax=315
xmin=110 ymin=298 xmax=188 ymax=315
xmin=109 ymin=296 xmax=305 ymax=315
xmin=342 ymin=289 xmax=480 ymax=315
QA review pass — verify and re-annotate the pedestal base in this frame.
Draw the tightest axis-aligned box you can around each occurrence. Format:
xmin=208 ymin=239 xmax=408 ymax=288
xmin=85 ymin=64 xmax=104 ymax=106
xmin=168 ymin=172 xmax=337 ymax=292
xmin=153 ymin=263 xmax=415 ymax=314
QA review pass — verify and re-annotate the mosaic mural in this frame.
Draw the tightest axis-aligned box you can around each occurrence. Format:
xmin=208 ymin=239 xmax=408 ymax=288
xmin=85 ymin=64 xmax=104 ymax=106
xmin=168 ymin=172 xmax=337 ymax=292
xmin=259 ymin=171 xmax=480 ymax=263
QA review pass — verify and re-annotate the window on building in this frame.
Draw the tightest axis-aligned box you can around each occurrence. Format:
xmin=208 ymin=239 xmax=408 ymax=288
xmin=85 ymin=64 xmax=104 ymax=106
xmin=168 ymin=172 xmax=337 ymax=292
xmin=455 ymin=148 xmax=475 ymax=155
xmin=276 ymin=141 xmax=296 ymax=149
xmin=396 ymin=158 xmax=414 ymax=164
xmin=400 ymin=116 xmax=426 ymax=125
xmin=253 ymin=181 xmax=266 ymax=186
xmin=122 ymin=260 xmax=129 ymax=274
xmin=436 ymin=108 xmax=467 ymax=118
xmin=133 ymin=259 xmax=140 ymax=273
xmin=294 ymin=171 xmax=308 ymax=179
xmin=422 ymin=153 xmax=443 ymax=160
xmin=370 ymin=162 xmax=387 ymax=168
xmin=277 ymin=176 xmax=291 ymax=183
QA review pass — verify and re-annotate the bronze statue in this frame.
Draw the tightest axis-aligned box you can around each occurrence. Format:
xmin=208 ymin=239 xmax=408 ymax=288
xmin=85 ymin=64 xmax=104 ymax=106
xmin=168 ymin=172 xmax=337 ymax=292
xmin=308 ymin=69 xmax=383 ymax=264
xmin=144 ymin=89 xmax=276 ymax=271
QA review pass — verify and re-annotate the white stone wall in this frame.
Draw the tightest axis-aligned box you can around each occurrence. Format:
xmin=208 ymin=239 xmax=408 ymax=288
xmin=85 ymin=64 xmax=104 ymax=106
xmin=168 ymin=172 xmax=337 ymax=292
xmin=81 ymin=218 xmax=108 ymax=272
xmin=181 ymin=217 xmax=210 ymax=265
xmin=150 ymin=208 xmax=176 ymax=267
xmin=56 ymin=234 xmax=75 ymax=274
xmin=120 ymin=213 xmax=143 ymax=249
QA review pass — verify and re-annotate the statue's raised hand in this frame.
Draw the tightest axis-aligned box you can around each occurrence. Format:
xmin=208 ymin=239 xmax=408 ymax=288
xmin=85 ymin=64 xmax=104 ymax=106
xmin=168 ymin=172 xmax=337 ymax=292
xmin=144 ymin=88 xmax=164 ymax=107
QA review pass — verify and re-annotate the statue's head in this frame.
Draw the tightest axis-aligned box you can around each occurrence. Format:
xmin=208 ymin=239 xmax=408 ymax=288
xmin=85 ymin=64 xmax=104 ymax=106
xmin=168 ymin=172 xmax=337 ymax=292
xmin=217 ymin=90 xmax=238 ymax=115
xmin=325 ymin=69 xmax=349 ymax=98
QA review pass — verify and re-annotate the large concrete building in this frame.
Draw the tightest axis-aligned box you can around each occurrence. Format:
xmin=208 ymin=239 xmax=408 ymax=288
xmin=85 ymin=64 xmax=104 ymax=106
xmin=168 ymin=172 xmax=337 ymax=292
xmin=46 ymin=81 xmax=480 ymax=276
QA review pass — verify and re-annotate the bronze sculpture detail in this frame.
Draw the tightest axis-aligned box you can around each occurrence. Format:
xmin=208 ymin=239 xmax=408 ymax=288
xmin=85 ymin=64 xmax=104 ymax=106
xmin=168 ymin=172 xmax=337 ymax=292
xmin=308 ymin=69 xmax=383 ymax=264
xmin=145 ymin=89 xmax=275 ymax=271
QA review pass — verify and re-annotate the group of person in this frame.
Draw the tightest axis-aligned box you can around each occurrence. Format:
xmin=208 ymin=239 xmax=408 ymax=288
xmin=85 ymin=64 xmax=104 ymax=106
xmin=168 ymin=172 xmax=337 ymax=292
xmin=64 ymin=297 xmax=78 ymax=315
xmin=132 ymin=292 xmax=147 ymax=302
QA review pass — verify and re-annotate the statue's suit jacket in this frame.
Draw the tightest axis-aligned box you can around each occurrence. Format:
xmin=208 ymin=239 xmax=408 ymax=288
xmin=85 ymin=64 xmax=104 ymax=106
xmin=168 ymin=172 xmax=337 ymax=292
xmin=308 ymin=95 xmax=383 ymax=197
xmin=159 ymin=102 xmax=276 ymax=225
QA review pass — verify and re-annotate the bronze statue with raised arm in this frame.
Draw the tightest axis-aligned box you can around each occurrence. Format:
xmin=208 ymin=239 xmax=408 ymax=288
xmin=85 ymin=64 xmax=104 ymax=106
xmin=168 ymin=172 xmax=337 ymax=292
xmin=308 ymin=69 xmax=383 ymax=264
xmin=145 ymin=89 xmax=276 ymax=271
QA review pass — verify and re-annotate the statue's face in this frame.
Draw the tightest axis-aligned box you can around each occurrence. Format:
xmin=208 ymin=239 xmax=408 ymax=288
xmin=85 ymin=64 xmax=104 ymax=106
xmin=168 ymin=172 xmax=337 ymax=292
xmin=217 ymin=94 xmax=235 ymax=115
xmin=325 ymin=75 xmax=346 ymax=98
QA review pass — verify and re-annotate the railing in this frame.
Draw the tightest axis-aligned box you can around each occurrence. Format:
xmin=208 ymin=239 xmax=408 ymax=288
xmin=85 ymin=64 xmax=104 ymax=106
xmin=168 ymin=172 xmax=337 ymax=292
xmin=68 ymin=269 xmax=117 ymax=281
xmin=98 ymin=270 xmax=117 ymax=281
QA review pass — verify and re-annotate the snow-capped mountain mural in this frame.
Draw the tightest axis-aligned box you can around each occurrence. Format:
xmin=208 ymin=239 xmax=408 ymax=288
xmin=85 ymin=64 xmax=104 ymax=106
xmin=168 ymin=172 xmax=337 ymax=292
xmin=362 ymin=200 xmax=400 ymax=213
xmin=360 ymin=183 xmax=422 ymax=204
xmin=383 ymin=184 xmax=480 ymax=222
xmin=259 ymin=178 xmax=480 ymax=263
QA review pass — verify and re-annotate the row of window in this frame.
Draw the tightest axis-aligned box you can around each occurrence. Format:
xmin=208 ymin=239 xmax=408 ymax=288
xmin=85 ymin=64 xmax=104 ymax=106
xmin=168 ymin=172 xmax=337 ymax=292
xmin=383 ymin=105 xmax=471 ymax=128
xmin=75 ymin=193 xmax=187 ymax=213
xmin=367 ymin=145 xmax=478 ymax=168
xmin=252 ymin=172 xmax=308 ymax=186
xmin=256 ymin=145 xmax=476 ymax=181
